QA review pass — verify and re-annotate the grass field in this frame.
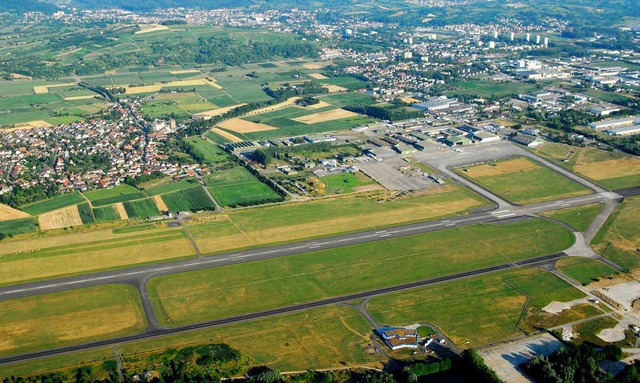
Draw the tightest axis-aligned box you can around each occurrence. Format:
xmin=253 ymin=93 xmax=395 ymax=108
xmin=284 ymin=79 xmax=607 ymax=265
xmin=318 ymin=92 xmax=377 ymax=108
xmin=123 ymin=198 xmax=160 ymax=219
xmin=204 ymin=166 xmax=282 ymax=207
xmin=592 ymin=196 xmax=640 ymax=270
xmin=149 ymin=219 xmax=574 ymax=326
xmin=188 ymin=186 xmax=489 ymax=254
xmin=556 ymin=258 xmax=618 ymax=286
xmin=535 ymin=143 xmax=640 ymax=190
xmin=456 ymin=157 xmax=591 ymax=204
xmin=0 ymin=225 xmax=194 ymax=285
xmin=366 ymin=268 xmax=584 ymax=348
xmin=540 ymin=203 xmax=603 ymax=232
xmin=20 ymin=192 xmax=85 ymax=215
xmin=0 ymin=217 xmax=37 ymax=236
xmin=77 ymin=202 xmax=96 ymax=225
xmin=0 ymin=284 xmax=146 ymax=357
xmin=142 ymin=178 xmax=199 ymax=196
xmin=573 ymin=316 xmax=620 ymax=347
xmin=321 ymin=172 xmax=378 ymax=195
xmin=93 ymin=205 xmax=122 ymax=223
xmin=161 ymin=186 xmax=216 ymax=212
xmin=444 ymin=80 xmax=540 ymax=99
xmin=183 ymin=136 xmax=230 ymax=164
xmin=85 ymin=185 xmax=146 ymax=207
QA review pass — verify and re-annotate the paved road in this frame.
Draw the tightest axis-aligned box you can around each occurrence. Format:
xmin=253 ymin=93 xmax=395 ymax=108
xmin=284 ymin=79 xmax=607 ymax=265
xmin=0 ymin=253 xmax=565 ymax=366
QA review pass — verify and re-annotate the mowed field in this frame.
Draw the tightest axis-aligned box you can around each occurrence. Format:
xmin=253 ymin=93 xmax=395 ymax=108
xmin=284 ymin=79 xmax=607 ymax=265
xmin=540 ymin=203 xmax=603 ymax=232
xmin=20 ymin=192 xmax=85 ymax=215
xmin=84 ymin=185 xmax=146 ymax=207
xmin=203 ymin=166 xmax=282 ymax=207
xmin=0 ymin=284 xmax=146 ymax=357
xmin=535 ymin=143 xmax=640 ymax=190
xmin=0 ymin=225 xmax=194 ymax=285
xmin=456 ymin=157 xmax=591 ymax=204
xmin=555 ymin=258 xmax=618 ymax=286
xmin=592 ymin=196 xmax=640 ymax=271
xmin=148 ymin=219 xmax=574 ymax=326
xmin=0 ymin=203 xmax=30 ymax=221
xmin=188 ymin=185 xmax=489 ymax=254
xmin=366 ymin=268 xmax=584 ymax=348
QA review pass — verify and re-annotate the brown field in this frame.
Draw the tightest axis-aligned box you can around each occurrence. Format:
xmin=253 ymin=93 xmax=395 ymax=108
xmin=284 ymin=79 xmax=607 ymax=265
xmin=293 ymin=108 xmax=359 ymax=124
xmin=63 ymin=95 xmax=96 ymax=101
xmin=210 ymin=128 xmax=243 ymax=142
xmin=124 ymin=84 xmax=163 ymax=94
xmin=134 ymin=24 xmax=169 ymax=34
xmin=303 ymin=62 xmax=332 ymax=70
xmin=153 ymin=196 xmax=168 ymax=212
xmin=194 ymin=104 xmax=246 ymax=119
xmin=574 ymin=158 xmax=640 ymax=181
xmin=218 ymin=118 xmax=277 ymax=133
xmin=243 ymin=97 xmax=300 ymax=117
xmin=324 ymin=85 xmax=348 ymax=93
xmin=114 ymin=203 xmax=129 ymax=220
xmin=38 ymin=206 xmax=83 ymax=231
xmin=202 ymin=77 xmax=223 ymax=90
xmin=169 ymin=69 xmax=201 ymax=75
xmin=309 ymin=73 xmax=328 ymax=80
xmin=0 ymin=204 xmax=30 ymax=221
xmin=464 ymin=157 xmax=539 ymax=178
xmin=300 ymin=100 xmax=333 ymax=110
xmin=124 ymin=79 xmax=219 ymax=95
xmin=4 ymin=120 xmax=53 ymax=131
xmin=401 ymin=97 xmax=421 ymax=104
xmin=33 ymin=82 xmax=76 ymax=94
xmin=10 ymin=73 xmax=32 ymax=80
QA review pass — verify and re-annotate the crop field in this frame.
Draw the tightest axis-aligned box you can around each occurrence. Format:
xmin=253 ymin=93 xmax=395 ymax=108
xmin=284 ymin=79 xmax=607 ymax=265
xmin=318 ymin=92 xmax=377 ymax=107
xmin=0 ymin=217 xmax=37 ymax=236
xmin=456 ymin=157 xmax=591 ymax=204
xmin=366 ymin=268 xmax=584 ymax=348
xmin=540 ymin=203 xmax=603 ymax=232
xmin=183 ymin=136 xmax=231 ymax=164
xmin=318 ymin=76 xmax=368 ymax=91
xmin=20 ymin=192 xmax=85 ymax=215
xmin=556 ymin=258 xmax=618 ymax=285
xmin=205 ymin=130 xmax=233 ymax=144
xmin=123 ymin=198 xmax=160 ymax=219
xmin=204 ymin=166 xmax=282 ymax=207
xmin=320 ymin=172 xmax=380 ymax=195
xmin=0 ymin=284 xmax=146 ymax=357
xmin=188 ymin=186 xmax=489 ymax=254
xmin=85 ymin=185 xmax=146 ymax=207
xmin=149 ymin=219 xmax=574 ymax=326
xmin=593 ymin=196 xmax=640 ymax=270
xmin=213 ymin=76 xmax=273 ymax=103
xmin=37 ymin=205 xmax=83 ymax=230
xmin=161 ymin=186 xmax=216 ymax=212
xmin=77 ymin=202 xmax=96 ymax=225
xmin=93 ymin=206 xmax=121 ymax=223
xmin=0 ymin=203 xmax=30 ymax=221
xmin=535 ymin=143 xmax=640 ymax=190
xmin=242 ymin=114 xmax=374 ymax=140
xmin=142 ymin=178 xmax=200 ymax=196
xmin=217 ymin=118 xmax=277 ymax=133
xmin=444 ymin=80 xmax=540 ymax=99
xmin=293 ymin=109 xmax=359 ymax=124
xmin=0 ymin=226 xmax=194 ymax=285
xmin=140 ymin=92 xmax=217 ymax=120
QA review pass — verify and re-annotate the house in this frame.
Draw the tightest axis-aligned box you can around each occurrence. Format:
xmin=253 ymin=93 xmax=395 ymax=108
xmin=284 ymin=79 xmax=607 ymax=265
xmin=376 ymin=326 xmax=419 ymax=350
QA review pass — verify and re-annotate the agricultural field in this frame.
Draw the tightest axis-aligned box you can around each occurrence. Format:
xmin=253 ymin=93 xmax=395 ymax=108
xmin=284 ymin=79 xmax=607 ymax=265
xmin=0 ymin=217 xmax=37 ymax=236
xmin=0 ymin=203 xmax=30 ymax=221
xmin=84 ymin=185 xmax=146 ymax=207
xmin=123 ymin=198 xmax=161 ymax=219
xmin=556 ymin=258 xmax=618 ymax=286
xmin=77 ymin=203 xmax=96 ymax=225
xmin=148 ymin=219 xmax=574 ymax=326
xmin=0 ymin=284 xmax=146 ymax=357
xmin=161 ymin=186 xmax=216 ymax=212
xmin=142 ymin=178 xmax=201 ymax=196
xmin=20 ymin=192 xmax=85 ymax=215
xmin=37 ymin=205 xmax=83 ymax=231
xmin=93 ymin=206 xmax=122 ymax=223
xmin=317 ymin=92 xmax=377 ymax=108
xmin=444 ymin=79 xmax=540 ymax=99
xmin=366 ymin=268 xmax=584 ymax=348
xmin=540 ymin=203 xmax=603 ymax=232
xmin=456 ymin=157 xmax=591 ymax=204
xmin=592 ymin=196 xmax=640 ymax=270
xmin=140 ymin=92 xmax=217 ymax=120
xmin=188 ymin=186 xmax=489 ymax=254
xmin=534 ymin=143 xmax=640 ymax=190
xmin=183 ymin=136 xmax=231 ymax=164
xmin=320 ymin=172 xmax=380 ymax=195
xmin=0 ymin=225 xmax=194 ymax=285
xmin=203 ymin=166 xmax=282 ymax=207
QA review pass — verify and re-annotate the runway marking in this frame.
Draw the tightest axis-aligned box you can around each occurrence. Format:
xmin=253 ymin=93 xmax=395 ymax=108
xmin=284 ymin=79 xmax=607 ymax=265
xmin=492 ymin=210 xmax=510 ymax=215
xmin=496 ymin=213 xmax=517 ymax=218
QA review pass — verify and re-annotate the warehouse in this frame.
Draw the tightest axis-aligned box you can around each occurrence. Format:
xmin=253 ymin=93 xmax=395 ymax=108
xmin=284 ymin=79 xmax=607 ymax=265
xmin=606 ymin=125 xmax=640 ymax=136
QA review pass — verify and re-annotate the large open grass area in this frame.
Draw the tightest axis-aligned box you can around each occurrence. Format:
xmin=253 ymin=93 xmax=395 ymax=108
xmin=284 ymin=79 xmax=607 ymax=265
xmin=0 ymin=217 xmax=37 ymax=236
xmin=0 ymin=284 xmax=146 ymax=357
xmin=556 ymin=258 xmax=618 ymax=286
xmin=84 ymin=185 xmax=146 ymax=207
xmin=535 ymin=143 xmax=640 ymax=190
xmin=0 ymin=225 xmax=194 ymax=285
xmin=456 ymin=156 xmax=591 ymax=204
xmin=188 ymin=186 xmax=489 ymax=255
xmin=444 ymin=79 xmax=540 ymax=99
xmin=366 ymin=268 xmax=584 ymax=348
xmin=321 ymin=172 xmax=378 ymax=195
xmin=540 ymin=203 xmax=603 ymax=232
xmin=183 ymin=136 xmax=230 ymax=164
xmin=20 ymin=192 xmax=85 ymax=215
xmin=204 ymin=166 xmax=282 ymax=207
xmin=592 ymin=196 xmax=640 ymax=270
xmin=149 ymin=219 xmax=574 ymax=326
xmin=161 ymin=186 xmax=216 ymax=212
xmin=123 ymin=198 xmax=160 ymax=219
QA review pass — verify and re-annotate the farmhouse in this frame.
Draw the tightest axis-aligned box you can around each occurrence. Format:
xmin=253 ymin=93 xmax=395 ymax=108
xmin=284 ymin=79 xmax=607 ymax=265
xmin=376 ymin=326 xmax=419 ymax=350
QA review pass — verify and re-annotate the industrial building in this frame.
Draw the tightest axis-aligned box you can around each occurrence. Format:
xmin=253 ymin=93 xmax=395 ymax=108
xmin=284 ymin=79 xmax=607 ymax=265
xmin=589 ymin=116 xmax=640 ymax=130
xmin=606 ymin=125 xmax=640 ymax=136
xmin=376 ymin=326 xmax=419 ymax=350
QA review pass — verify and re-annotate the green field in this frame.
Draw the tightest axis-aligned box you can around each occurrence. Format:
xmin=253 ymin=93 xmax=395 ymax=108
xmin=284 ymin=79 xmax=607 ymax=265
xmin=77 ymin=202 xmax=96 ymax=224
xmin=366 ymin=268 xmax=584 ymax=348
xmin=318 ymin=92 xmax=377 ymax=108
xmin=242 ymin=113 xmax=373 ymax=140
xmin=593 ymin=196 xmax=640 ymax=270
xmin=140 ymin=92 xmax=217 ymax=120
xmin=85 ymin=185 xmax=146 ymax=207
xmin=161 ymin=186 xmax=216 ymax=212
xmin=556 ymin=258 xmax=618 ymax=285
xmin=319 ymin=76 xmax=368 ymax=90
xmin=214 ymin=76 xmax=273 ymax=103
xmin=204 ymin=130 xmax=231 ymax=144
xmin=20 ymin=192 xmax=85 ymax=215
xmin=142 ymin=178 xmax=200 ymax=196
xmin=123 ymin=198 xmax=160 ymax=219
xmin=321 ymin=172 xmax=377 ymax=195
xmin=540 ymin=203 xmax=603 ymax=231
xmin=0 ymin=217 xmax=37 ymax=236
xmin=149 ymin=219 xmax=574 ymax=326
xmin=93 ymin=205 xmax=122 ymax=223
xmin=204 ymin=166 xmax=282 ymax=207
xmin=445 ymin=80 xmax=540 ymax=99
xmin=0 ymin=284 xmax=146 ymax=357
xmin=457 ymin=157 xmax=591 ymax=204
xmin=183 ymin=136 xmax=230 ymax=164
